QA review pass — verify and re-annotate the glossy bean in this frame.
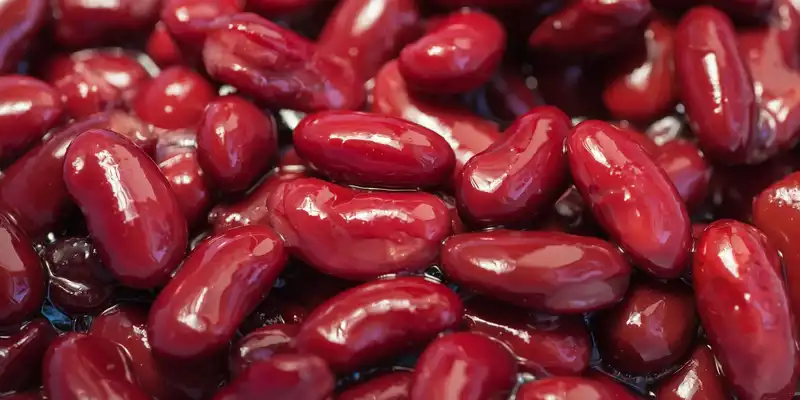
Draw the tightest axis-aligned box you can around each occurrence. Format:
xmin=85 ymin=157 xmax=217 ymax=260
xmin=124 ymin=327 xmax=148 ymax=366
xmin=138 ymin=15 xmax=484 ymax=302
xmin=161 ymin=0 xmax=244 ymax=50
xmin=338 ymin=371 xmax=412 ymax=400
xmin=0 ymin=319 xmax=56 ymax=393
xmin=654 ymin=140 xmax=711 ymax=210
xmin=0 ymin=214 xmax=44 ymax=325
xmin=0 ymin=76 xmax=63 ymax=164
xmin=132 ymin=66 xmax=216 ymax=130
xmin=229 ymin=323 xmax=298 ymax=377
xmin=52 ymin=0 xmax=159 ymax=47
xmin=0 ymin=0 xmax=46 ymax=73
xmin=158 ymin=151 xmax=211 ymax=228
xmin=655 ymin=344 xmax=728 ymax=400
xmin=146 ymin=21 xmax=186 ymax=68
xmin=516 ymin=376 xmax=637 ymax=400
xmin=215 ymin=354 xmax=334 ymax=400
xmin=42 ymin=237 xmax=116 ymax=315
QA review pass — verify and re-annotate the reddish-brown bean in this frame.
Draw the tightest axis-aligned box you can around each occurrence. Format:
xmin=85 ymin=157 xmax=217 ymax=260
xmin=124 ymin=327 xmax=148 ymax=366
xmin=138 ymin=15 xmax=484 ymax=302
xmin=654 ymin=140 xmax=711 ymax=210
xmin=230 ymin=323 xmax=298 ymax=377
xmin=0 ymin=0 xmax=46 ymax=73
xmin=0 ymin=214 xmax=44 ymax=325
xmin=132 ymin=66 xmax=215 ymax=130
xmin=442 ymin=230 xmax=631 ymax=313
xmin=63 ymin=129 xmax=188 ymax=288
xmin=158 ymin=151 xmax=211 ymax=228
xmin=455 ymin=106 xmax=570 ymax=228
xmin=42 ymin=237 xmax=116 ymax=315
xmin=161 ymin=0 xmax=244 ymax=50
xmin=338 ymin=371 xmax=413 ymax=400
xmin=516 ymin=376 xmax=637 ymax=400
xmin=215 ymin=354 xmax=334 ymax=400
xmin=0 ymin=319 xmax=56 ymax=393
xmin=655 ymin=344 xmax=729 ymax=400
xmin=295 ymin=277 xmax=463 ymax=372
xmin=52 ymin=0 xmax=159 ymax=47
xmin=293 ymin=111 xmax=455 ymax=189
xmin=567 ymin=120 xmax=691 ymax=279
xmin=694 ymin=220 xmax=797 ymax=400
xmin=0 ymin=76 xmax=63 ymax=164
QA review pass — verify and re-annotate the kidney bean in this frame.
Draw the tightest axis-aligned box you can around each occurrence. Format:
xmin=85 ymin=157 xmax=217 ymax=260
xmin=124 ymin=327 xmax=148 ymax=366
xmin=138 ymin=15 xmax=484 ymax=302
xmin=161 ymin=0 xmax=244 ymax=51
xmin=149 ymin=225 xmax=286 ymax=360
xmin=132 ymin=66 xmax=216 ymax=130
xmin=63 ymin=129 xmax=188 ymax=288
xmin=567 ymin=120 xmax=691 ymax=279
xmin=203 ymin=13 xmax=364 ymax=112
xmin=0 ymin=76 xmax=62 ymax=164
xmin=483 ymin=67 xmax=543 ymax=121
xmin=105 ymin=110 xmax=158 ymax=155
xmin=216 ymin=354 xmax=334 ymax=400
xmin=0 ymin=319 xmax=56 ymax=393
xmin=674 ymin=7 xmax=758 ymax=165
xmin=463 ymin=297 xmax=590 ymax=376
xmin=155 ymin=129 xmax=198 ymax=163
xmin=455 ymin=106 xmax=570 ymax=229
xmin=0 ymin=214 xmax=44 ymax=326
xmin=197 ymin=96 xmax=278 ymax=193
xmin=268 ymin=178 xmax=451 ymax=280
xmin=158 ymin=151 xmax=211 ymax=228
xmin=398 ymin=11 xmax=504 ymax=94
xmin=694 ymin=220 xmax=797 ymax=400
xmin=295 ymin=277 xmax=462 ymax=372
xmin=43 ymin=333 xmax=150 ymax=400
xmin=615 ymin=125 xmax=660 ymax=156
xmin=147 ymin=22 xmax=187 ymax=68
xmin=41 ymin=237 xmax=116 ymax=315
xmin=442 ymin=230 xmax=631 ymax=313
xmin=293 ymin=111 xmax=455 ymax=189
xmin=654 ymin=140 xmax=711 ymax=210
xmin=655 ymin=344 xmax=728 ymax=400
xmin=52 ymin=0 xmax=159 ymax=47
xmin=0 ymin=0 xmax=46 ymax=73
xmin=603 ymin=18 xmax=677 ymax=122
xmin=339 ymin=371 xmax=412 ymax=400
xmin=516 ymin=376 xmax=637 ymax=400
xmin=410 ymin=332 xmax=516 ymax=400
xmin=230 ymin=323 xmax=298 ymax=377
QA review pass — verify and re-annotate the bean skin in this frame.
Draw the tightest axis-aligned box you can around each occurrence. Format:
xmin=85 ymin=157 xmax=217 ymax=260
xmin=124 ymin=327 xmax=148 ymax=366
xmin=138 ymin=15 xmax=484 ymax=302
xmin=229 ymin=323 xmax=299 ymax=377
xmin=214 ymin=354 xmax=334 ymax=400
xmin=0 ymin=76 xmax=63 ymax=165
xmin=0 ymin=213 xmax=45 ymax=325
xmin=516 ymin=376 xmax=637 ymax=400
xmin=132 ymin=66 xmax=216 ymax=130
xmin=0 ymin=0 xmax=46 ymax=74
xmin=0 ymin=319 xmax=56 ymax=393
xmin=655 ymin=344 xmax=729 ymax=400
xmin=338 ymin=371 xmax=413 ymax=400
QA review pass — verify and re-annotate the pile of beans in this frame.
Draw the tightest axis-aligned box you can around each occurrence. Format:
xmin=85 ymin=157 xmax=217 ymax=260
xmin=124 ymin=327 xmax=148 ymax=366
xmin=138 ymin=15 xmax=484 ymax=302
xmin=1 ymin=0 xmax=799 ymax=398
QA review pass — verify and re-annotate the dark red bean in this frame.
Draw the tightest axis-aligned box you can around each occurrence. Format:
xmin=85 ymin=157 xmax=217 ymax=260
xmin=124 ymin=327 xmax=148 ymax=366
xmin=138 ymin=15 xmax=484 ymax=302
xmin=410 ymin=332 xmax=516 ymax=400
xmin=694 ymin=220 xmax=797 ymax=400
xmin=655 ymin=344 xmax=729 ymax=400
xmin=595 ymin=280 xmax=697 ymax=375
xmin=338 ymin=371 xmax=412 ymax=400
xmin=293 ymin=111 xmax=455 ymax=189
xmin=267 ymin=178 xmax=451 ymax=280
xmin=197 ymin=96 xmax=278 ymax=193
xmin=230 ymin=323 xmax=298 ymax=377
xmin=52 ymin=0 xmax=159 ymax=47
xmin=0 ymin=319 xmax=56 ymax=393
xmin=0 ymin=214 xmax=44 ymax=325
xmin=484 ymin=67 xmax=543 ymax=121
xmin=216 ymin=354 xmax=334 ymax=400
xmin=442 ymin=230 xmax=631 ymax=313
xmin=0 ymin=76 xmax=62 ymax=164
xmin=398 ymin=11 xmax=505 ymax=94
xmin=295 ymin=277 xmax=462 ymax=372
xmin=426 ymin=0 xmax=527 ymax=9
xmin=42 ymin=237 xmax=116 ymax=315
xmin=132 ymin=66 xmax=216 ymax=130
xmin=652 ymin=0 xmax=774 ymax=21
xmin=567 ymin=120 xmax=691 ymax=279
xmin=674 ymin=7 xmax=757 ymax=164
xmin=654 ymin=140 xmax=711 ymax=210
xmin=516 ymin=376 xmax=637 ymax=400
xmin=147 ymin=21 xmax=187 ymax=68
xmin=149 ymin=225 xmax=287 ymax=360
xmin=159 ymin=151 xmax=211 ymax=228
xmin=161 ymin=0 xmax=244 ymax=50
xmin=203 ymin=13 xmax=364 ymax=112
xmin=0 ymin=0 xmax=46 ymax=73
xmin=63 ymin=129 xmax=188 ymax=288
xmin=455 ymin=106 xmax=570 ymax=229
xmin=43 ymin=333 xmax=150 ymax=400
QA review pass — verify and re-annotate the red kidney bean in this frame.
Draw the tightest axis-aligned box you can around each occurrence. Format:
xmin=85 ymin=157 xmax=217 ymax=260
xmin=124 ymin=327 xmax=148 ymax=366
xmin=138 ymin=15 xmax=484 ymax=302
xmin=455 ymin=106 xmax=570 ymax=229
xmin=674 ymin=7 xmax=758 ymax=165
xmin=339 ymin=371 xmax=412 ymax=400
xmin=147 ymin=22 xmax=187 ymax=68
xmin=0 ymin=0 xmax=46 ymax=73
xmin=484 ymin=67 xmax=543 ymax=121
xmin=654 ymin=140 xmax=711 ymax=210
xmin=43 ymin=333 xmax=150 ymax=400
xmin=295 ymin=277 xmax=462 ymax=372
xmin=203 ymin=13 xmax=364 ymax=112
xmin=694 ymin=220 xmax=797 ymax=400
xmin=528 ymin=0 xmax=652 ymax=55
xmin=655 ymin=344 xmax=729 ymax=400
xmin=42 ymin=237 xmax=116 ymax=315
xmin=159 ymin=151 xmax=211 ymax=228
xmin=230 ymin=323 xmax=298 ymax=377
xmin=615 ymin=125 xmax=660 ymax=155
xmin=155 ymin=129 xmax=198 ymax=163
xmin=0 ymin=76 xmax=63 ymax=164
xmin=0 ymin=319 xmax=56 ymax=393
xmin=161 ymin=0 xmax=244 ymax=51
xmin=317 ymin=0 xmax=420 ymax=82
xmin=595 ymin=279 xmax=697 ymax=375
xmin=410 ymin=332 xmax=517 ymax=400
xmin=63 ymin=129 xmax=188 ymax=288
xmin=516 ymin=376 xmax=637 ymax=400
xmin=398 ymin=11 xmax=505 ymax=94
xmin=52 ymin=0 xmax=159 ymax=47
xmin=105 ymin=110 xmax=158 ymax=155
xmin=132 ymin=66 xmax=216 ymax=130
xmin=149 ymin=225 xmax=287 ymax=360
xmin=0 ymin=214 xmax=44 ymax=326
xmin=463 ymin=297 xmax=591 ymax=376
xmin=268 ymin=178 xmax=451 ymax=280
xmin=372 ymin=60 xmax=501 ymax=177
xmin=442 ymin=230 xmax=631 ymax=313
xmin=293 ymin=111 xmax=455 ymax=189
xmin=216 ymin=354 xmax=334 ymax=400
xmin=603 ymin=18 xmax=677 ymax=122
xmin=567 ymin=120 xmax=691 ymax=279
xmin=43 ymin=49 xmax=151 ymax=119
xmin=197 ymin=96 xmax=278 ymax=193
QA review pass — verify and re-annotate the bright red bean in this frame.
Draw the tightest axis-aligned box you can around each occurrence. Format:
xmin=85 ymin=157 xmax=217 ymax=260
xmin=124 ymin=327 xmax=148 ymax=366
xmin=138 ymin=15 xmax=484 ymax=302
xmin=654 ymin=140 xmax=711 ymax=210
xmin=516 ymin=376 xmax=637 ymax=400
xmin=146 ymin=22 xmax=187 ymax=68
xmin=230 ymin=323 xmax=298 ymax=377
xmin=655 ymin=344 xmax=729 ymax=400
xmin=463 ymin=297 xmax=591 ymax=376
xmin=63 ymin=129 xmax=188 ymax=288
xmin=398 ymin=11 xmax=505 ymax=94
xmin=410 ymin=332 xmax=517 ymax=400
xmin=161 ymin=0 xmax=244 ymax=50
xmin=0 ymin=214 xmax=44 ymax=326
xmin=197 ymin=96 xmax=278 ymax=193
xmin=694 ymin=220 xmax=797 ymax=400
xmin=52 ymin=0 xmax=159 ymax=47
xmin=158 ymin=151 xmax=211 ymax=228
xmin=338 ymin=371 xmax=412 ymax=400
xmin=674 ymin=7 xmax=758 ymax=164
xmin=455 ymin=106 xmax=570 ymax=228
xmin=567 ymin=120 xmax=691 ymax=279
xmin=215 ymin=354 xmax=334 ymax=400
xmin=203 ymin=13 xmax=364 ymax=112
xmin=442 ymin=230 xmax=631 ymax=313
xmin=0 ymin=76 xmax=63 ymax=164
xmin=293 ymin=111 xmax=456 ymax=189
xmin=295 ymin=277 xmax=462 ymax=372
xmin=0 ymin=319 xmax=56 ymax=393
xmin=42 ymin=237 xmax=116 ymax=314
xmin=0 ymin=0 xmax=46 ymax=73
xmin=132 ymin=66 xmax=216 ymax=130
